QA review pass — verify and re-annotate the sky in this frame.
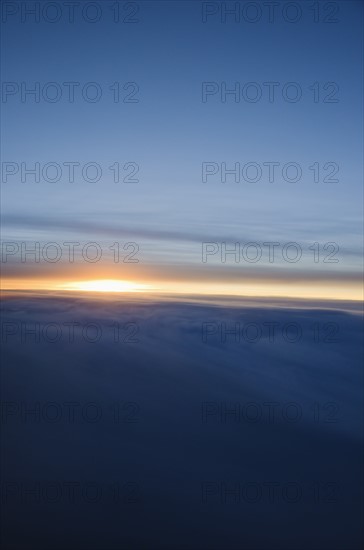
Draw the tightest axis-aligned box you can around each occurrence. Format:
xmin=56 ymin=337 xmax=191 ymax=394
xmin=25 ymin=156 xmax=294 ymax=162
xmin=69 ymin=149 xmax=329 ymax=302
xmin=1 ymin=0 xmax=363 ymax=300
xmin=1 ymin=5 xmax=363 ymax=548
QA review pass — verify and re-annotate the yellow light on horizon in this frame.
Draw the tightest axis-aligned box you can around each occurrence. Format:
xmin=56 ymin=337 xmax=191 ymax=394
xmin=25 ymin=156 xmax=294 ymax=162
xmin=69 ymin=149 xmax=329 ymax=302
xmin=59 ymin=279 xmax=149 ymax=293
xmin=1 ymin=277 xmax=362 ymax=302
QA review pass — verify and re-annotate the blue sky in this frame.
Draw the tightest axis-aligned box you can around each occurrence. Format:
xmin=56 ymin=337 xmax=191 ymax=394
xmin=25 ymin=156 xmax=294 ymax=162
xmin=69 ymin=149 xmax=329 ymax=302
xmin=1 ymin=0 xmax=363 ymax=297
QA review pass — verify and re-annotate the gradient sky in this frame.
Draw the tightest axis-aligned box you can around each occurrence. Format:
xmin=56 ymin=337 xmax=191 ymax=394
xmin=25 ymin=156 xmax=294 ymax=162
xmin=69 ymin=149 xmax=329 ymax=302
xmin=1 ymin=0 xmax=363 ymax=299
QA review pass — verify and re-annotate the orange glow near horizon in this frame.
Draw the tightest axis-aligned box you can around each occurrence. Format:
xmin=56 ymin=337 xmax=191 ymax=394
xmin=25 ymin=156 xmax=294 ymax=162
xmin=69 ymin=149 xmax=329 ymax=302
xmin=59 ymin=279 xmax=151 ymax=293
xmin=1 ymin=277 xmax=362 ymax=302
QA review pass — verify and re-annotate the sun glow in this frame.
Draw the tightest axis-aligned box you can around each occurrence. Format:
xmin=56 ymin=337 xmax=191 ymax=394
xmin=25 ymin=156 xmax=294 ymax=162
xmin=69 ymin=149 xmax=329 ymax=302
xmin=60 ymin=280 xmax=149 ymax=293
xmin=1 ymin=277 xmax=362 ymax=302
